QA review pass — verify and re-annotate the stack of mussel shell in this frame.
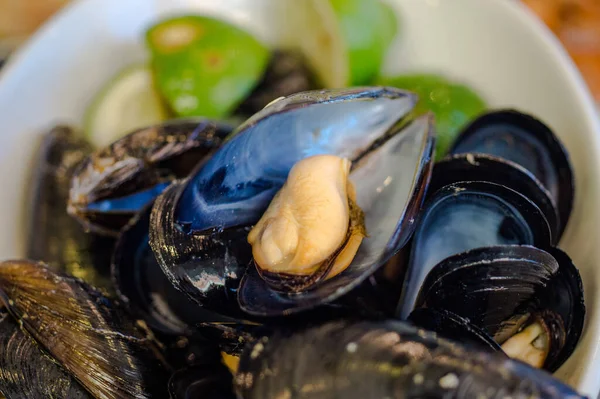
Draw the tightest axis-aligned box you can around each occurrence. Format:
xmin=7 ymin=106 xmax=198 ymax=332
xmin=0 ymin=87 xmax=587 ymax=398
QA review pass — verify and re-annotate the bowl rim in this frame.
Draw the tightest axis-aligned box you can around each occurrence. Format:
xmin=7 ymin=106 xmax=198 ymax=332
xmin=1 ymin=0 xmax=600 ymax=396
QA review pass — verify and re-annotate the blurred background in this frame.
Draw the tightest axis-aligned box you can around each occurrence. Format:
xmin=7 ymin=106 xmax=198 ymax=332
xmin=0 ymin=0 xmax=599 ymax=101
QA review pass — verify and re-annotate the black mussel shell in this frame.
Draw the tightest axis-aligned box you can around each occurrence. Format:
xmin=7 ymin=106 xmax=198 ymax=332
xmin=26 ymin=125 xmax=115 ymax=293
xmin=450 ymin=110 xmax=574 ymax=237
xmin=414 ymin=246 xmax=558 ymax=337
xmin=0 ymin=309 xmax=91 ymax=398
xmin=68 ymin=119 xmax=232 ymax=236
xmin=413 ymin=245 xmax=584 ymax=372
xmin=408 ymin=307 xmax=503 ymax=353
xmin=149 ymin=180 xmax=253 ymax=321
xmin=168 ymin=365 xmax=236 ymax=399
xmin=429 ymin=153 xmax=559 ymax=243
xmin=149 ymin=87 xmax=430 ymax=319
xmin=112 ymin=201 xmax=243 ymax=335
xmin=0 ymin=260 xmax=170 ymax=398
xmin=235 ymin=320 xmax=585 ymax=398
xmin=397 ymin=181 xmax=553 ymax=319
xmin=235 ymin=50 xmax=319 ymax=116
xmin=113 ymin=200 xmax=261 ymax=357
xmin=540 ymin=247 xmax=585 ymax=372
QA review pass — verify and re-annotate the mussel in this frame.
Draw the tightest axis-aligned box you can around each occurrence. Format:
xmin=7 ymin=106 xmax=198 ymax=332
xmin=412 ymin=245 xmax=584 ymax=371
xmin=449 ymin=109 xmax=574 ymax=237
xmin=26 ymin=125 xmax=115 ymax=292
xmin=0 ymin=308 xmax=91 ymax=398
xmin=0 ymin=260 xmax=171 ymax=398
xmin=235 ymin=320 xmax=586 ymax=398
xmin=395 ymin=145 xmax=584 ymax=372
xmin=68 ymin=119 xmax=232 ymax=236
xmin=398 ymin=179 xmax=553 ymax=318
xmin=149 ymin=87 xmax=434 ymax=318
xmin=112 ymin=200 xmax=258 ymax=355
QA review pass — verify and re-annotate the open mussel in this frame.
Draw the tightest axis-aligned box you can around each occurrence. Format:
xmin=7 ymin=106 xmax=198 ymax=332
xmin=449 ymin=109 xmax=574 ymax=237
xmin=149 ymin=87 xmax=435 ymax=318
xmin=0 ymin=308 xmax=91 ymax=398
xmin=397 ymin=179 xmax=553 ymax=318
xmin=0 ymin=259 xmax=171 ymax=398
xmin=411 ymin=245 xmax=584 ymax=372
xmin=68 ymin=119 xmax=232 ymax=236
xmin=235 ymin=319 xmax=586 ymax=398
xmin=26 ymin=125 xmax=115 ymax=292
xmin=427 ymin=154 xmax=560 ymax=241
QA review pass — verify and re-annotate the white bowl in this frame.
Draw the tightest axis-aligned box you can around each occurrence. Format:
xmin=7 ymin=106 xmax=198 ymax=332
xmin=0 ymin=0 xmax=599 ymax=396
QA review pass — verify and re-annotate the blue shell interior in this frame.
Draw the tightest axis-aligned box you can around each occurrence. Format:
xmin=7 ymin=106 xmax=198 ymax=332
xmin=238 ymin=114 xmax=435 ymax=316
xmin=174 ymin=87 xmax=417 ymax=233
xmin=397 ymin=182 xmax=551 ymax=319
xmin=88 ymin=182 xmax=172 ymax=212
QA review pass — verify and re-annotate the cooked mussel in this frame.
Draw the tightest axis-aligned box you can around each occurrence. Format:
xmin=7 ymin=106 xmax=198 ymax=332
xmin=427 ymin=154 xmax=560 ymax=241
xmin=235 ymin=320 xmax=585 ymax=398
xmin=0 ymin=308 xmax=91 ymax=398
xmin=26 ymin=125 xmax=115 ymax=292
xmin=0 ymin=260 xmax=171 ymax=398
xmin=412 ymin=245 xmax=584 ymax=372
xmin=149 ymin=87 xmax=434 ymax=318
xmin=68 ymin=119 xmax=232 ymax=236
xmin=397 ymin=179 xmax=553 ymax=318
xmin=449 ymin=110 xmax=574 ymax=237
xmin=112 ymin=201 xmax=259 ymax=355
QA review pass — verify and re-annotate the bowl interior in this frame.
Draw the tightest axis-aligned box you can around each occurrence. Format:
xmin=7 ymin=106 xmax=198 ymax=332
xmin=0 ymin=0 xmax=599 ymax=396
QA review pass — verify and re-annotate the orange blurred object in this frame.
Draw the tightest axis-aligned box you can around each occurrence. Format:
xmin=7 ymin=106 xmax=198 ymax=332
xmin=0 ymin=0 xmax=70 ymax=55
xmin=523 ymin=0 xmax=600 ymax=101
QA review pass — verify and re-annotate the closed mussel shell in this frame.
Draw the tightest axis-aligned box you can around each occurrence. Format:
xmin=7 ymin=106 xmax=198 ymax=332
xmin=234 ymin=320 xmax=585 ymax=399
xmin=0 ymin=260 xmax=171 ymax=398
xmin=0 ymin=308 xmax=91 ymax=398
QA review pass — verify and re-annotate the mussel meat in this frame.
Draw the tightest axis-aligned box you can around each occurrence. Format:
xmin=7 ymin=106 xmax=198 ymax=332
xmin=68 ymin=119 xmax=232 ymax=236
